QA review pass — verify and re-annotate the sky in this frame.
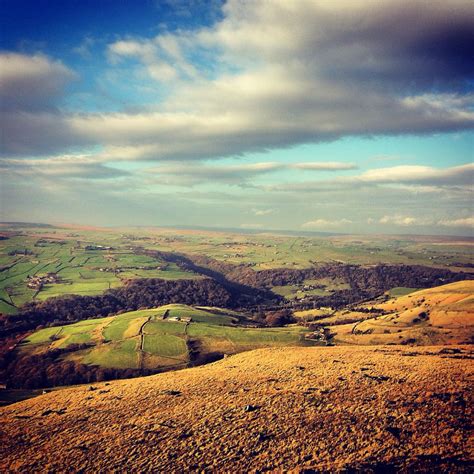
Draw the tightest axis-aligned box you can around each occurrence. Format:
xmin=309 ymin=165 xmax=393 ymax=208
xmin=0 ymin=0 xmax=473 ymax=236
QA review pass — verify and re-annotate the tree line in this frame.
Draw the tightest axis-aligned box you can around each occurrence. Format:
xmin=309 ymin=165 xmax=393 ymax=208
xmin=0 ymin=278 xmax=233 ymax=337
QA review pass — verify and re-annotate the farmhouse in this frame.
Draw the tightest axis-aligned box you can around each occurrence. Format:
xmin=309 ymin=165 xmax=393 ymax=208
xmin=168 ymin=316 xmax=192 ymax=323
xmin=85 ymin=245 xmax=113 ymax=251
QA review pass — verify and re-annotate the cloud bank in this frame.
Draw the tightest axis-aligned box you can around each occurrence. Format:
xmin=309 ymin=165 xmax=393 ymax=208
xmin=1 ymin=0 xmax=473 ymax=158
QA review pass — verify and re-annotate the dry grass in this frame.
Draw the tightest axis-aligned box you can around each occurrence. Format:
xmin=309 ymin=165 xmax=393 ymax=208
xmin=331 ymin=281 xmax=474 ymax=345
xmin=1 ymin=345 xmax=473 ymax=472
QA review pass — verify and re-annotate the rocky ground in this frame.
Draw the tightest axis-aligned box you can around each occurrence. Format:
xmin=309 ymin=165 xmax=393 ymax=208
xmin=1 ymin=345 xmax=473 ymax=472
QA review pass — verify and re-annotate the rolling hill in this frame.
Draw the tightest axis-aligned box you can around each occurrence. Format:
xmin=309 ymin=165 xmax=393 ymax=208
xmin=1 ymin=345 xmax=472 ymax=472
xmin=329 ymin=281 xmax=474 ymax=345
xmin=3 ymin=304 xmax=315 ymax=391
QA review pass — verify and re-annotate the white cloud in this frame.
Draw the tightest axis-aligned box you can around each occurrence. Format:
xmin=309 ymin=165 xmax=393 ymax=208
xmin=379 ymin=215 xmax=421 ymax=226
xmin=252 ymin=208 xmax=276 ymax=216
xmin=267 ymin=163 xmax=474 ymax=192
xmin=302 ymin=218 xmax=352 ymax=229
xmin=438 ymin=217 xmax=474 ymax=228
xmin=2 ymin=0 xmax=473 ymax=158
xmin=383 ymin=214 xmax=474 ymax=229
xmin=358 ymin=164 xmax=474 ymax=185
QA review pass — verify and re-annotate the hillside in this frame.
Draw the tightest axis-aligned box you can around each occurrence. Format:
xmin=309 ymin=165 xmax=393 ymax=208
xmin=2 ymin=304 xmax=314 ymax=390
xmin=1 ymin=345 xmax=473 ymax=472
xmin=328 ymin=281 xmax=474 ymax=345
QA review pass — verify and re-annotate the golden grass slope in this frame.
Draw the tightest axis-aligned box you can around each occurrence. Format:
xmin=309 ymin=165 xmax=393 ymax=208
xmin=332 ymin=281 xmax=474 ymax=345
xmin=1 ymin=345 xmax=473 ymax=472
xmin=378 ymin=280 xmax=474 ymax=327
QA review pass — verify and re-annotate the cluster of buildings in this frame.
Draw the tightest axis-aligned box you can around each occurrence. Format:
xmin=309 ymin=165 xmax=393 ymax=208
xmin=26 ymin=272 xmax=61 ymax=290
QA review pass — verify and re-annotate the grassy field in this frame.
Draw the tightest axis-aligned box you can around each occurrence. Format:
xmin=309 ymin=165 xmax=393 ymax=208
xmin=1 ymin=224 xmax=472 ymax=314
xmin=142 ymin=334 xmax=188 ymax=359
xmin=272 ymin=276 xmax=350 ymax=301
xmin=387 ymin=286 xmax=420 ymax=297
xmin=0 ymin=227 xmax=200 ymax=313
xmin=84 ymin=338 xmax=140 ymax=369
xmin=16 ymin=304 xmax=315 ymax=371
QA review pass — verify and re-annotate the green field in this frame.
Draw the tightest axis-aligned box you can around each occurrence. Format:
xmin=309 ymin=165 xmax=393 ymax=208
xmin=84 ymin=338 xmax=140 ymax=369
xmin=142 ymin=334 xmax=188 ymax=359
xmin=387 ymin=287 xmax=420 ymax=297
xmin=0 ymin=228 xmax=201 ymax=313
xmin=272 ymin=277 xmax=351 ymax=301
xmin=17 ymin=304 xmax=314 ymax=371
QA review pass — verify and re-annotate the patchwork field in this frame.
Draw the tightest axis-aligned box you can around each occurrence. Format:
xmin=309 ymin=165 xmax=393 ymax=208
xmin=1 ymin=345 xmax=472 ymax=472
xmin=17 ymin=304 xmax=314 ymax=374
xmin=1 ymin=224 xmax=472 ymax=313
xmin=0 ymin=228 xmax=199 ymax=314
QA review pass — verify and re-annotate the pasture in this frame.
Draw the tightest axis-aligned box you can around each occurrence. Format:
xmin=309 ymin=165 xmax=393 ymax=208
xmin=16 ymin=304 xmax=314 ymax=372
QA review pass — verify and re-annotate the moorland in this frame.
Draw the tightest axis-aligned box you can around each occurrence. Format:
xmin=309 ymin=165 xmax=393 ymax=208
xmin=1 ymin=345 xmax=472 ymax=472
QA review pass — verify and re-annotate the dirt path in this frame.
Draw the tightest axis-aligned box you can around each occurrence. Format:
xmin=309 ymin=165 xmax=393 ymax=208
xmin=137 ymin=316 xmax=152 ymax=370
xmin=351 ymin=318 xmax=364 ymax=334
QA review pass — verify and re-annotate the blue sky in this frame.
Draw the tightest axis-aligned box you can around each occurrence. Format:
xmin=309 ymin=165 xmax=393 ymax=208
xmin=1 ymin=0 xmax=473 ymax=235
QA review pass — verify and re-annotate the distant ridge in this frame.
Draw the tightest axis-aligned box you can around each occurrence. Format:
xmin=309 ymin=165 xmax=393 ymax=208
xmin=1 ymin=221 xmax=473 ymax=240
xmin=139 ymin=224 xmax=345 ymax=237
xmin=0 ymin=222 xmax=55 ymax=228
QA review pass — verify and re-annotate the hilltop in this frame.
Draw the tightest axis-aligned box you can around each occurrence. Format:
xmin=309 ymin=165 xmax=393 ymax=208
xmin=1 ymin=345 xmax=472 ymax=472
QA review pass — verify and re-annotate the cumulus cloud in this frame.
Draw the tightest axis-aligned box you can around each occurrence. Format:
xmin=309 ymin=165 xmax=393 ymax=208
xmin=207 ymin=0 xmax=474 ymax=89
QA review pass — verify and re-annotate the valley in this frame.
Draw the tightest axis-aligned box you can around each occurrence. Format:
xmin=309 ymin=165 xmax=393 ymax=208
xmin=1 ymin=224 xmax=473 ymax=472
xmin=1 ymin=223 xmax=473 ymax=399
